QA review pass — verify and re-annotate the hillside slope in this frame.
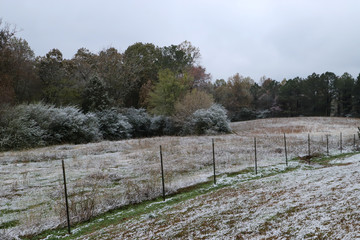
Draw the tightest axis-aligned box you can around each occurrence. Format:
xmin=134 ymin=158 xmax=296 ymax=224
xmin=69 ymin=153 xmax=360 ymax=239
xmin=1 ymin=117 xmax=359 ymax=239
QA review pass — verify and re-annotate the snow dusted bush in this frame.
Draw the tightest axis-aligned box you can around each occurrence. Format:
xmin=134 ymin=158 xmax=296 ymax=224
xmin=0 ymin=103 xmax=232 ymax=151
xmin=0 ymin=103 xmax=101 ymax=151
xmin=150 ymin=115 xmax=176 ymax=136
xmin=122 ymin=108 xmax=151 ymax=138
xmin=185 ymin=104 xmax=231 ymax=135
xmin=229 ymin=108 xmax=257 ymax=121
xmin=256 ymin=109 xmax=271 ymax=119
xmin=45 ymin=105 xmax=101 ymax=144
xmin=0 ymin=104 xmax=47 ymax=150
xmin=96 ymin=109 xmax=132 ymax=140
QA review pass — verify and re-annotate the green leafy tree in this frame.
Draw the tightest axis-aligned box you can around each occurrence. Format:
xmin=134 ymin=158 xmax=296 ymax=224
xmin=38 ymin=49 xmax=86 ymax=106
xmin=331 ymin=72 xmax=354 ymax=116
xmin=64 ymin=48 xmax=98 ymax=106
xmin=353 ymin=74 xmax=360 ymax=116
xmin=250 ymin=82 xmax=261 ymax=110
xmin=302 ymin=73 xmax=322 ymax=115
xmin=0 ymin=20 xmax=16 ymax=105
xmin=159 ymin=41 xmax=199 ymax=73
xmin=0 ymin=20 xmax=39 ymax=104
xmin=8 ymin=37 xmax=39 ymax=103
xmin=96 ymin=47 xmax=123 ymax=106
xmin=82 ymin=75 xmax=110 ymax=112
xmin=38 ymin=49 xmax=68 ymax=105
xmin=278 ymin=77 xmax=303 ymax=116
xmin=121 ymin=42 xmax=161 ymax=107
xmin=149 ymin=69 xmax=191 ymax=116
xmin=339 ymin=72 xmax=355 ymax=116
xmin=70 ymin=48 xmax=96 ymax=83
xmin=320 ymin=72 xmax=337 ymax=116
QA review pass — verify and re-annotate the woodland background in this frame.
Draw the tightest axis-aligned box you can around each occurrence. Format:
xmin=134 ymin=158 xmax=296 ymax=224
xmin=1 ymin=20 xmax=360 ymax=151
xmin=1 ymin=20 xmax=360 ymax=119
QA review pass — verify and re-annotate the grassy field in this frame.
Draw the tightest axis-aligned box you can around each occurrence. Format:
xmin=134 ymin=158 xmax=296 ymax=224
xmin=0 ymin=117 xmax=359 ymax=239
xmin=20 ymin=152 xmax=360 ymax=239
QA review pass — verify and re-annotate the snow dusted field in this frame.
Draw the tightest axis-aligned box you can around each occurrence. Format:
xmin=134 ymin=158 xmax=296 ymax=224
xmin=0 ymin=117 xmax=359 ymax=238
xmin=83 ymin=154 xmax=360 ymax=239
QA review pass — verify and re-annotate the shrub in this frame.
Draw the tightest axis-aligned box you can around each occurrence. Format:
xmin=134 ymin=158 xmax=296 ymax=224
xmin=0 ymin=104 xmax=47 ymax=150
xmin=185 ymin=104 xmax=231 ymax=135
xmin=45 ymin=106 xmax=101 ymax=144
xmin=0 ymin=102 xmax=231 ymax=151
xmin=256 ymin=109 xmax=271 ymax=119
xmin=0 ymin=103 xmax=101 ymax=151
xmin=122 ymin=108 xmax=151 ymax=138
xmin=150 ymin=115 xmax=176 ymax=136
xmin=96 ymin=109 xmax=132 ymax=140
xmin=174 ymin=89 xmax=214 ymax=122
xmin=228 ymin=108 xmax=257 ymax=121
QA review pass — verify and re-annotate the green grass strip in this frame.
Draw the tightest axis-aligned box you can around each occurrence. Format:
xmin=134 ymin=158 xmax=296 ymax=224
xmin=22 ymin=152 xmax=358 ymax=239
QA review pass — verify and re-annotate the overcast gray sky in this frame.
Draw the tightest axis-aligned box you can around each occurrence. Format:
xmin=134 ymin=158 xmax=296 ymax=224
xmin=1 ymin=0 xmax=360 ymax=82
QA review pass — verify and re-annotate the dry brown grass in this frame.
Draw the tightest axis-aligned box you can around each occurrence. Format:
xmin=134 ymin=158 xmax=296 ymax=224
xmin=1 ymin=117 xmax=359 ymax=237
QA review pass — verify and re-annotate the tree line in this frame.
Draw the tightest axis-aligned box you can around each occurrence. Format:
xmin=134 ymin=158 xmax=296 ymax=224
xmin=1 ymin=19 xmax=360 ymax=122
xmin=214 ymin=72 xmax=360 ymax=121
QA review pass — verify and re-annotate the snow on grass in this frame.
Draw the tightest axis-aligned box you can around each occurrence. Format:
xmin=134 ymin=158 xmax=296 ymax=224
xmin=0 ymin=117 xmax=359 ymax=238
xmin=74 ymin=153 xmax=360 ymax=239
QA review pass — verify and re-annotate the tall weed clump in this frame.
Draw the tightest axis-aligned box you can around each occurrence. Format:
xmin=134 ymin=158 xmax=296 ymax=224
xmin=184 ymin=104 xmax=231 ymax=135
xmin=0 ymin=103 xmax=100 ymax=151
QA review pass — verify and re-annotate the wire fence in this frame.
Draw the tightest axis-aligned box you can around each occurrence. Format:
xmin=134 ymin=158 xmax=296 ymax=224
xmin=1 ymin=131 xmax=359 ymax=237
xmin=61 ymin=131 xmax=360 ymax=233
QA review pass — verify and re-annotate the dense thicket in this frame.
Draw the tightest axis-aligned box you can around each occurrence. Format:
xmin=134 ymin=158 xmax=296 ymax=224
xmin=0 ymin=104 xmax=100 ymax=150
xmin=0 ymin=103 xmax=230 ymax=151
xmin=1 ymin=20 xmax=360 ymax=150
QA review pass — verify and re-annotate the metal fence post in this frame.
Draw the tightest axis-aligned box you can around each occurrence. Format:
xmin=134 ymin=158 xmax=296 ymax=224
xmin=340 ymin=132 xmax=343 ymax=153
xmin=61 ymin=160 xmax=71 ymax=235
xmin=326 ymin=135 xmax=329 ymax=156
xmin=159 ymin=145 xmax=165 ymax=201
xmin=284 ymin=133 xmax=288 ymax=166
xmin=212 ymin=138 xmax=216 ymax=185
xmin=254 ymin=137 xmax=258 ymax=175
xmin=308 ymin=133 xmax=311 ymax=156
